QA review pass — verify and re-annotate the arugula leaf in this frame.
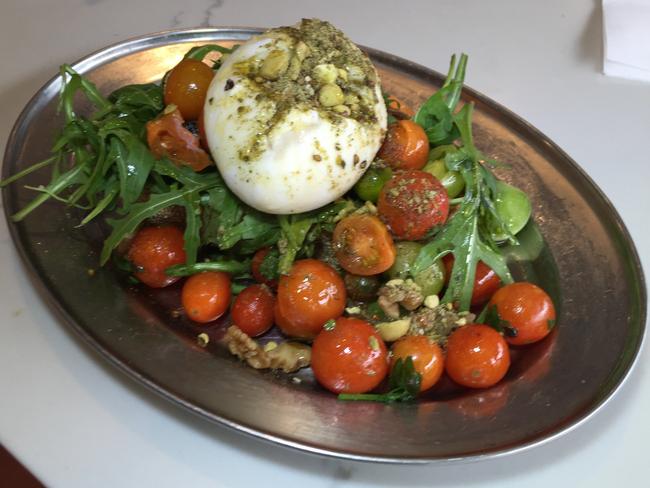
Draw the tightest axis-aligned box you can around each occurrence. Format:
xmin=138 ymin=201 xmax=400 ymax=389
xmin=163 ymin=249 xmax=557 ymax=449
xmin=413 ymin=53 xmax=467 ymax=146
xmin=412 ymin=103 xmax=514 ymax=311
xmin=338 ymin=357 xmax=422 ymax=403
xmin=165 ymin=258 xmax=251 ymax=278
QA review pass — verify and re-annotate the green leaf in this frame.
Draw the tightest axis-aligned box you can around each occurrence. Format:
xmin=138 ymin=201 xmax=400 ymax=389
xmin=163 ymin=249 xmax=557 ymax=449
xmin=110 ymin=135 xmax=154 ymax=209
xmin=184 ymin=44 xmax=235 ymax=61
xmin=165 ymin=258 xmax=251 ymax=278
xmin=183 ymin=191 xmax=202 ymax=266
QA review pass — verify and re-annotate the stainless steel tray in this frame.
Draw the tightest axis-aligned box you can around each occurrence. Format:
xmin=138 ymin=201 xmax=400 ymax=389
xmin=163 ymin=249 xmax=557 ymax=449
xmin=2 ymin=28 xmax=646 ymax=463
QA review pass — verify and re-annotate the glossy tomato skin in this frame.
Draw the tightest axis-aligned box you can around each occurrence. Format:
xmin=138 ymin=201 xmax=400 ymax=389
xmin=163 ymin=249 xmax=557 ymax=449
xmin=231 ymin=284 xmax=275 ymax=337
xmin=445 ymin=324 xmax=510 ymax=388
xmin=391 ymin=335 xmax=444 ymax=392
xmin=377 ymin=120 xmax=429 ymax=170
xmin=127 ymin=226 xmax=186 ymax=288
xmin=251 ymin=247 xmax=278 ymax=288
xmin=181 ymin=271 xmax=231 ymax=323
xmin=146 ymin=108 xmax=212 ymax=171
xmin=312 ymin=317 xmax=389 ymax=394
xmin=443 ymin=255 xmax=501 ymax=306
xmin=377 ymin=170 xmax=449 ymax=240
xmin=275 ymin=259 xmax=346 ymax=339
xmin=488 ymin=282 xmax=556 ymax=345
xmin=332 ymin=214 xmax=396 ymax=276
xmin=164 ymin=58 xmax=215 ymax=120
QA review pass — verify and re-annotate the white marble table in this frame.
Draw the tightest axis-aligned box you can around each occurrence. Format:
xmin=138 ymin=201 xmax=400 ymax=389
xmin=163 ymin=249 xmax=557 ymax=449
xmin=1 ymin=1 xmax=648 ymax=486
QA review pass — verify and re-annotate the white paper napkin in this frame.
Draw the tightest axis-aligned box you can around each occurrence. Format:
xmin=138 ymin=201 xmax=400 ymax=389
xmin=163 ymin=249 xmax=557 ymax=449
xmin=603 ymin=0 xmax=650 ymax=81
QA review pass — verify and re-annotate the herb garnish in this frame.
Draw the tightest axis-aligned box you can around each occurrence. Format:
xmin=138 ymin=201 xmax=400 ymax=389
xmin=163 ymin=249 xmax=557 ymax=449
xmin=338 ymin=357 xmax=422 ymax=403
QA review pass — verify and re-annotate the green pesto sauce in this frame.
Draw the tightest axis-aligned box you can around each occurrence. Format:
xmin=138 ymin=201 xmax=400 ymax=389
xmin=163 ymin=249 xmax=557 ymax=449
xmin=232 ymin=19 xmax=382 ymax=162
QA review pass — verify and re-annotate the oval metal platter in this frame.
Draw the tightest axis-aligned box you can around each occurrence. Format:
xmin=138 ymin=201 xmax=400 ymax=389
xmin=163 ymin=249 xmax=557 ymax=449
xmin=2 ymin=28 xmax=646 ymax=463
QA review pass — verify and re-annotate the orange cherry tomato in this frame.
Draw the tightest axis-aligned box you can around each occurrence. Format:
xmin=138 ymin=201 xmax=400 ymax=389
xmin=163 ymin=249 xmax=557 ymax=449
xmin=146 ymin=107 xmax=212 ymax=171
xmin=377 ymin=169 xmax=449 ymax=240
xmin=275 ymin=259 xmax=346 ymax=339
xmin=391 ymin=335 xmax=444 ymax=392
xmin=487 ymin=282 xmax=556 ymax=346
xmin=251 ymin=247 xmax=278 ymax=288
xmin=332 ymin=214 xmax=396 ymax=276
xmin=181 ymin=271 xmax=231 ymax=323
xmin=127 ymin=225 xmax=186 ymax=288
xmin=445 ymin=324 xmax=510 ymax=388
xmin=377 ymin=119 xmax=429 ymax=170
xmin=443 ymin=255 xmax=501 ymax=306
xmin=231 ymin=284 xmax=275 ymax=337
xmin=311 ymin=317 xmax=389 ymax=394
xmin=164 ymin=58 xmax=215 ymax=121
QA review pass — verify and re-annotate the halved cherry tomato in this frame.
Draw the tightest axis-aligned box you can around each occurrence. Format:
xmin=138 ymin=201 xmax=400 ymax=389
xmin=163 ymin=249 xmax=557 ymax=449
xmin=311 ymin=317 xmax=389 ymax=394
xmin=377 ymin=169 xmax=449 ymax=240
xmin=251 ymin=247 xmax=278 ymax=288
xmin=332 ymin=214 xmax=396 ymax=276
xmin=164 ymin=58 xmax=215 ymax=120
xmin=445 ymin=324 xmax=510 ymax=389
xmin=231 ymin=284 xmax=275 ymax=337
xmin=127 ymin=225 xmax=186 ymax=288
xmin=181 ymin=271 xmax=231 ymax=323
xmin=146 ymin=108 xmax=212 ymax=171
xmin=391 ymin=335 xmax=444 ymax=392
xmin=378 ymin=119 xmax=429 ymax=170
xmin=487 ymin=282 xmax=556 ymax=345
xmin=275 ymin=259 xmax=346 ymax=339
xmin=443 ymin=255 xmax=501 ymax=306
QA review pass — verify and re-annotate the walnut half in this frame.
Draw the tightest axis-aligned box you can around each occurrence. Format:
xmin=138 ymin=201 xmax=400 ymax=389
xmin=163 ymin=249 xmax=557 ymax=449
xmin=224 ymin=325 xmax=311 ymax=373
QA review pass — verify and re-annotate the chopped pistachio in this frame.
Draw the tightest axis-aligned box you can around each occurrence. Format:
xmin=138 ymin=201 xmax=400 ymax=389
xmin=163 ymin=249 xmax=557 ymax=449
xmin=260 ymin=49 xmax=290 ymax=80
xmin=319 ymin=84 xmax=344 ymax=107
xmin=424 ymin=295 xmax=440 ymax=309
xmin=263 ymin=341 xmax=278 ymax=352
xmin=313 ymin=63 xmax=338 ymax=84
xmin=197 ymin=333 xmax=210 ymax=347
xmin=294 ymin=40 xmax=310 ymax=61
xmin=346 ymin=64 xmax=366 ymax=82
xmin=376 ymin=318 xmax=411 ymax=342
xmin=333 ymin=104 xmax=351 ymax=116
xmin=337 ymin=68 xmax=348 ymax=81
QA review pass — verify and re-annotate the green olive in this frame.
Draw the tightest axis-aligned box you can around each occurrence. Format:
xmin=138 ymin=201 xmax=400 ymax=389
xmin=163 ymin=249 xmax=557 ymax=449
xmin=344 ymin=274 xmax=381 ymax=301
xmin=413 ymin=259 xmax=446 ymax=296
xmin=354 ymin=167 xmax=392 ymax=203
xmin=423 ymin=159 xmax=465 ymax=198
xmin=386 ymin=241 xmax=422 ymax=280
xmin=491 ymin=180 xmax=532 ymax=241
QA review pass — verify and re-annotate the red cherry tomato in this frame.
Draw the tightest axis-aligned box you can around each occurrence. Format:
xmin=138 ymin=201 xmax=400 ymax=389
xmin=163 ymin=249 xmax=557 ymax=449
xmin=377 ymin=119 xmax=429 ymax=170
xmin=445 ymin=324 xmax=510 ymax=388
xmin=251 ymin=247 xmax=278 ymax=288
xmin=181 ymin=271 xmax=231 ymax=323
xmin=443 ymin=255 xmax=501 ymax=306
xmin=146 ymin=107 xmax=212 ymax=171
xmin=311 ymin=317 xmax=389 ymax=394
xmin=231 ymin=284 xmax=275 ymax=337
xmin=377 ymin=170 xmax=449 ymax=240
xmin=127 ymin=225 xmax=186 ymax=288
xmin=164 ymin=58 xmax=215 ymax=120
xmin=487 ymin=282 xmax=556 ymax=345
xmin=275 ymin=259 xmax=346 ymax=339
xmin=391 ymin=335 xmax=445 ymax=392
xmin=332 ymin=214 xmax=396 ymax=276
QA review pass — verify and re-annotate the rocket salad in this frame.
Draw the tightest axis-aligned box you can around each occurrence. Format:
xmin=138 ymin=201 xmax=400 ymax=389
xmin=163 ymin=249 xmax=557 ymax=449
xmin=1 ymin=20 xmax=556 ymax=404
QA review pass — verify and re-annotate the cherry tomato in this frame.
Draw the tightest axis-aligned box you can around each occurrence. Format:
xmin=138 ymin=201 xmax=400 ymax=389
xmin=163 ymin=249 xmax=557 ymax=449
xmin=377 ymin=119 xmax=429 ymax=170
xmin=146 ymin=107 xmax=212 ymax=171
xmin=391 ymin=335 xmax=444 ymax=392
xmin=354 ymin=167 xmax=392 ymax=203
xmin=251 ymin=247 xmax=278 ymax=288
xmin=443 ymin=255 xmax=501 ymax=306
xmin=332 ymin=214 xmax=396 ymax=276
xmin=231 ymin=284 xmax=275 ymax=337
xmin=487 ymin=282 xmax=556 ymax=345
xmin=127 ymin=225 xmax=186 ymax=288
xmin=275 ymin=259 xmax=346 ymax=339
xmin=343 ymin=273 xmax=381 ymax=301
xmin=164 ymin=58 xmax=215 ymax=120
xmin=377 ymin=170 xmax=449 ymax=240
xmin=445 ymin=324 xmax=510 ymax=388
xmin=311 ymin=317 xmax=389 ymax=394
xmin=181 ymin=271 xmax=231 ymax=323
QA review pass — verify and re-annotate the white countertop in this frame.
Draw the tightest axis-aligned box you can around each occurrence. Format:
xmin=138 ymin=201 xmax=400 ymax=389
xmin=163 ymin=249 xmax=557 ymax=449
xmin=1 ymin=1 xmax=648 ymax=486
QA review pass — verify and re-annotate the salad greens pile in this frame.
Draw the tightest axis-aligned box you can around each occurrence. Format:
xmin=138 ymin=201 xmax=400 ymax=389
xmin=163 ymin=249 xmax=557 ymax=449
xmin=2 ymin=46 xmax=517 ymax=313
